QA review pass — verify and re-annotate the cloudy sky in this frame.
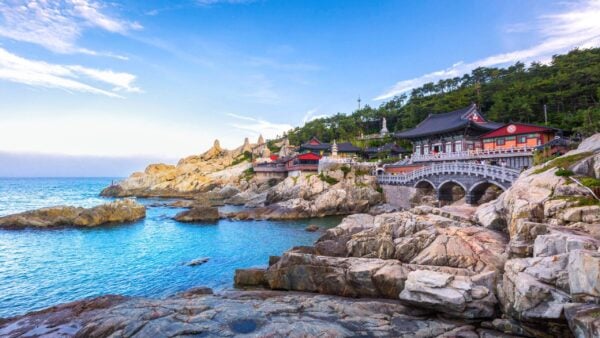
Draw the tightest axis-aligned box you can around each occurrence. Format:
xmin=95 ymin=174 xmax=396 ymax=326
xmin=0 ymin=0 xmax=599 ymax=176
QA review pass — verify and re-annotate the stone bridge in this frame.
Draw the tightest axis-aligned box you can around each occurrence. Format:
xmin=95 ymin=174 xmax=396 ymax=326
xmin=377 ymin=163 xmax=521 ymax=204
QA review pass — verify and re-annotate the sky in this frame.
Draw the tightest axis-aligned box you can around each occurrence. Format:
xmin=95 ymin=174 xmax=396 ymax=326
xmin=0 ymin=0 xmax=599 ymax=176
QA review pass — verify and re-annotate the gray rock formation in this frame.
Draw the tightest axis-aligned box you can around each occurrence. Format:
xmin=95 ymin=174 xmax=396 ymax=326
xmin=0 ymin=291 xmax=478 ymax=338
xmin=0 ymin=199 xmax=146 ymax=229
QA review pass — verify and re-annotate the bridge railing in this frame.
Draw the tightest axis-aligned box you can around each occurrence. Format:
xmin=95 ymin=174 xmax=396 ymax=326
xmin=377 ymin=162 xmax=520 ymax=185
xmin=410 ymin=146 xmax=533 ymax=162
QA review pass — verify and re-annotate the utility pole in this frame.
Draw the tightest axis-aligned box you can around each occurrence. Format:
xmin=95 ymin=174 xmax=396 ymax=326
xmin=357 ymin=96 xmax=362 ymax=110
xmin=543 ymin=104 xmax=548 ymax=125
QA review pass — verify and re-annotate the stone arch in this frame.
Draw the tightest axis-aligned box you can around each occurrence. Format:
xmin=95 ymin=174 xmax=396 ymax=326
xmin=467 ymin=180 xmax=506 ymax=205
xmin=414 ymin=179 xmax=435 ymax=190
xmin=375 ymin=168 xmax=385 ymax=175
xmin=437 ymin=179 xmax=467 ymax=205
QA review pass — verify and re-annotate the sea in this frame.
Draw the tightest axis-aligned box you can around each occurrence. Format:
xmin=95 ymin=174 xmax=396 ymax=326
xmin=0 ymin=177 xmax=341 ymax=318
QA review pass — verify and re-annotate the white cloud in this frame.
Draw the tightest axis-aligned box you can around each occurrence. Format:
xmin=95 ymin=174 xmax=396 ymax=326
xmin=227 ymin=113 xmax=293 ymax=139
xmin=0 ymin=47 xmax=141 ymax=97
xmin=375 ymin=0 xmax=600 ymax=100
xmin=302 ymin=108 xmax=328 ymax=124
xmin=0 ymin=0 xmax=141 ymax=55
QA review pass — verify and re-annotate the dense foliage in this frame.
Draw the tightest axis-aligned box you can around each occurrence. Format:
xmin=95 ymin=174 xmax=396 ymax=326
xmin=285 ymin=48 xmax=600 ymax=146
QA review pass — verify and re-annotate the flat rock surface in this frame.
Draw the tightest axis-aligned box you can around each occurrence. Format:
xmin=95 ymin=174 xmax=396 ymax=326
xmin=0 ymin=290 xmax=480 ymax=338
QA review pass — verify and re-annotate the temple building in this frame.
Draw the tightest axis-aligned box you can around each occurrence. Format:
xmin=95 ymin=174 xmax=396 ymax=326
xmin=480 ymin=123 xmax=558 ymax=151
xmin=392 ymin=104 xmax=561 ymax=170
xmin=395 ymin=104 xmax=503 ymax=156
xmin=364 ymin=143 xmax=410 ymax=159
xmin=299 ymin=137 xmax=361 ymax=158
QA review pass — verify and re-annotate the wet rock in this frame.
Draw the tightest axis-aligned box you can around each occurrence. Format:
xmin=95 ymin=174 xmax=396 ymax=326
xmin=185 ymin=257 xmax=209 ymax=266
xmin=0 ymin=199 xmax=146 ymax=229
xmin=173 ymin=206 xmax=219 ymax=222
xmin=305 ymin=224 xmax=319 ymax=232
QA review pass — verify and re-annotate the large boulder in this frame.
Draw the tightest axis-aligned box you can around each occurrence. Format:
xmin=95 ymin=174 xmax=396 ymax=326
xmin=398 ymin=270 xmax=497 ymax=319
xmin=265 ymin=252 xmax=475 ymax=299
xmin=339 ymin=211 xmax=508 ymax=273
xmin=0 ymin=199 xmax=146 ymax=229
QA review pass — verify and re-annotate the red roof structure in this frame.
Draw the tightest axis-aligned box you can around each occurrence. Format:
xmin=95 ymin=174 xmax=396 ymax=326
xmin=296 ymin=152 xmax=322 ymax=161
xmin=480 ymin=123 xmax=554 ymax=138
xmin=269 ymin=155 xmax=279 ymax=161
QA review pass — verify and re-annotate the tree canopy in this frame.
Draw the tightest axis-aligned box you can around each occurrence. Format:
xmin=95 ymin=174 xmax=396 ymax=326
xmin=285 ymin=48 xmax=600 ymax=146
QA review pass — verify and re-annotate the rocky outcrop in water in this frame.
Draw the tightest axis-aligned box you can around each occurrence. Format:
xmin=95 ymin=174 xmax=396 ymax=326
xmin=0 ymin=199 xmax=146 ymax=229
xmin=173 ymin=206 xmax=220 ymax=222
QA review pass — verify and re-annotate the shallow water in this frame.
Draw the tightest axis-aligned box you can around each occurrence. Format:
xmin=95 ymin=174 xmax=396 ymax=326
xmin=0 ymin=178 xmax=342 ymax=318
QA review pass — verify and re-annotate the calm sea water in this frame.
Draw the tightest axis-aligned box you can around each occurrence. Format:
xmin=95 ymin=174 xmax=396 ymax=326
xmin=0 ymin=178 xmax=341 ymax=318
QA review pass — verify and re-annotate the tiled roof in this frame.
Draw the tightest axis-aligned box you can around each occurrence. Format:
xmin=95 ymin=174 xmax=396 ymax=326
xmin=480 ymin=123 xmax=556 ymax=138
xmin=394 ymin=104 xmax=503 ymax=139
xmin=365 ymin=143 xmax=410 ymax=154
xmin=300 ymin=141 xmax=361 ymax=152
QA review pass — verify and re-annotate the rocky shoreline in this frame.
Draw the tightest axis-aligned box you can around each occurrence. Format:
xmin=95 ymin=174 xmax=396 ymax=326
xmin=1 ymin=134 xmax=599 ymax=337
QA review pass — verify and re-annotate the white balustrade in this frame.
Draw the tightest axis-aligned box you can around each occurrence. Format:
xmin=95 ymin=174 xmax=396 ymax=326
xmin=410 ymin=146 xmax=533 ymax=162
xmin=377 ymin=163 xmax=520 ymax=186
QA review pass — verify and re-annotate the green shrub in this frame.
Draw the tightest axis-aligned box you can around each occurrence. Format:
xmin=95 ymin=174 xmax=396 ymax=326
xmin=580 ymin=177 xmax=600 ymax=188
xmin=241 ymin=168 xmax=255 ymax=181
xmin=376 ymin=186 xmax=383 ymax=194
xmin=355 ymin=168 xmax=370 ymax=176
xmin=318 ymin=173 xmax=339 ymax=185
xmin=340 ymin=165 xmax=351 ymax=178
xmin=551 ymin=195 xmax=599 ymax=206
xmin=533 ymin=152 xmax=592 ymax=174
xmin=555 ymin=168 xmax=574 ymax=177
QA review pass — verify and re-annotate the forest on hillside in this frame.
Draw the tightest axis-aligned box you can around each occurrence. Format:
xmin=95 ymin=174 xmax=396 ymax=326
xmin=284 ymin=48 xmax=600 ymax=146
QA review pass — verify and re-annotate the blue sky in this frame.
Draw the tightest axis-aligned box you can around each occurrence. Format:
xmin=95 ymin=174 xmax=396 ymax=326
xmin=0 ymin=0 xmax=599 ymax=176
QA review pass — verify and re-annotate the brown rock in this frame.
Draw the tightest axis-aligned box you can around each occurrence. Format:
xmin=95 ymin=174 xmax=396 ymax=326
xmin=234 ymin=268 xmax=267 ymax=288
xmin=174 ymin=206 xmax=219 ymax=222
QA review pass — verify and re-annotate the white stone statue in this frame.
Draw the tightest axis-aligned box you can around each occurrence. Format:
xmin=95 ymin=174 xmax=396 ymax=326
xmin=380 ymin=118 xmax=389 ymax=135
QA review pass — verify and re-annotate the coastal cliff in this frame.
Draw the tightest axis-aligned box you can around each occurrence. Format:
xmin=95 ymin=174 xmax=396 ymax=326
xmin=100 ymin=138 xmax=260 ymax=197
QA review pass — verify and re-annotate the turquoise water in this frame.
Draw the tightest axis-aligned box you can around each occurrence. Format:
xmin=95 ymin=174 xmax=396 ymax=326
xmin=0 ymin=178 xmax=341 ymax=318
